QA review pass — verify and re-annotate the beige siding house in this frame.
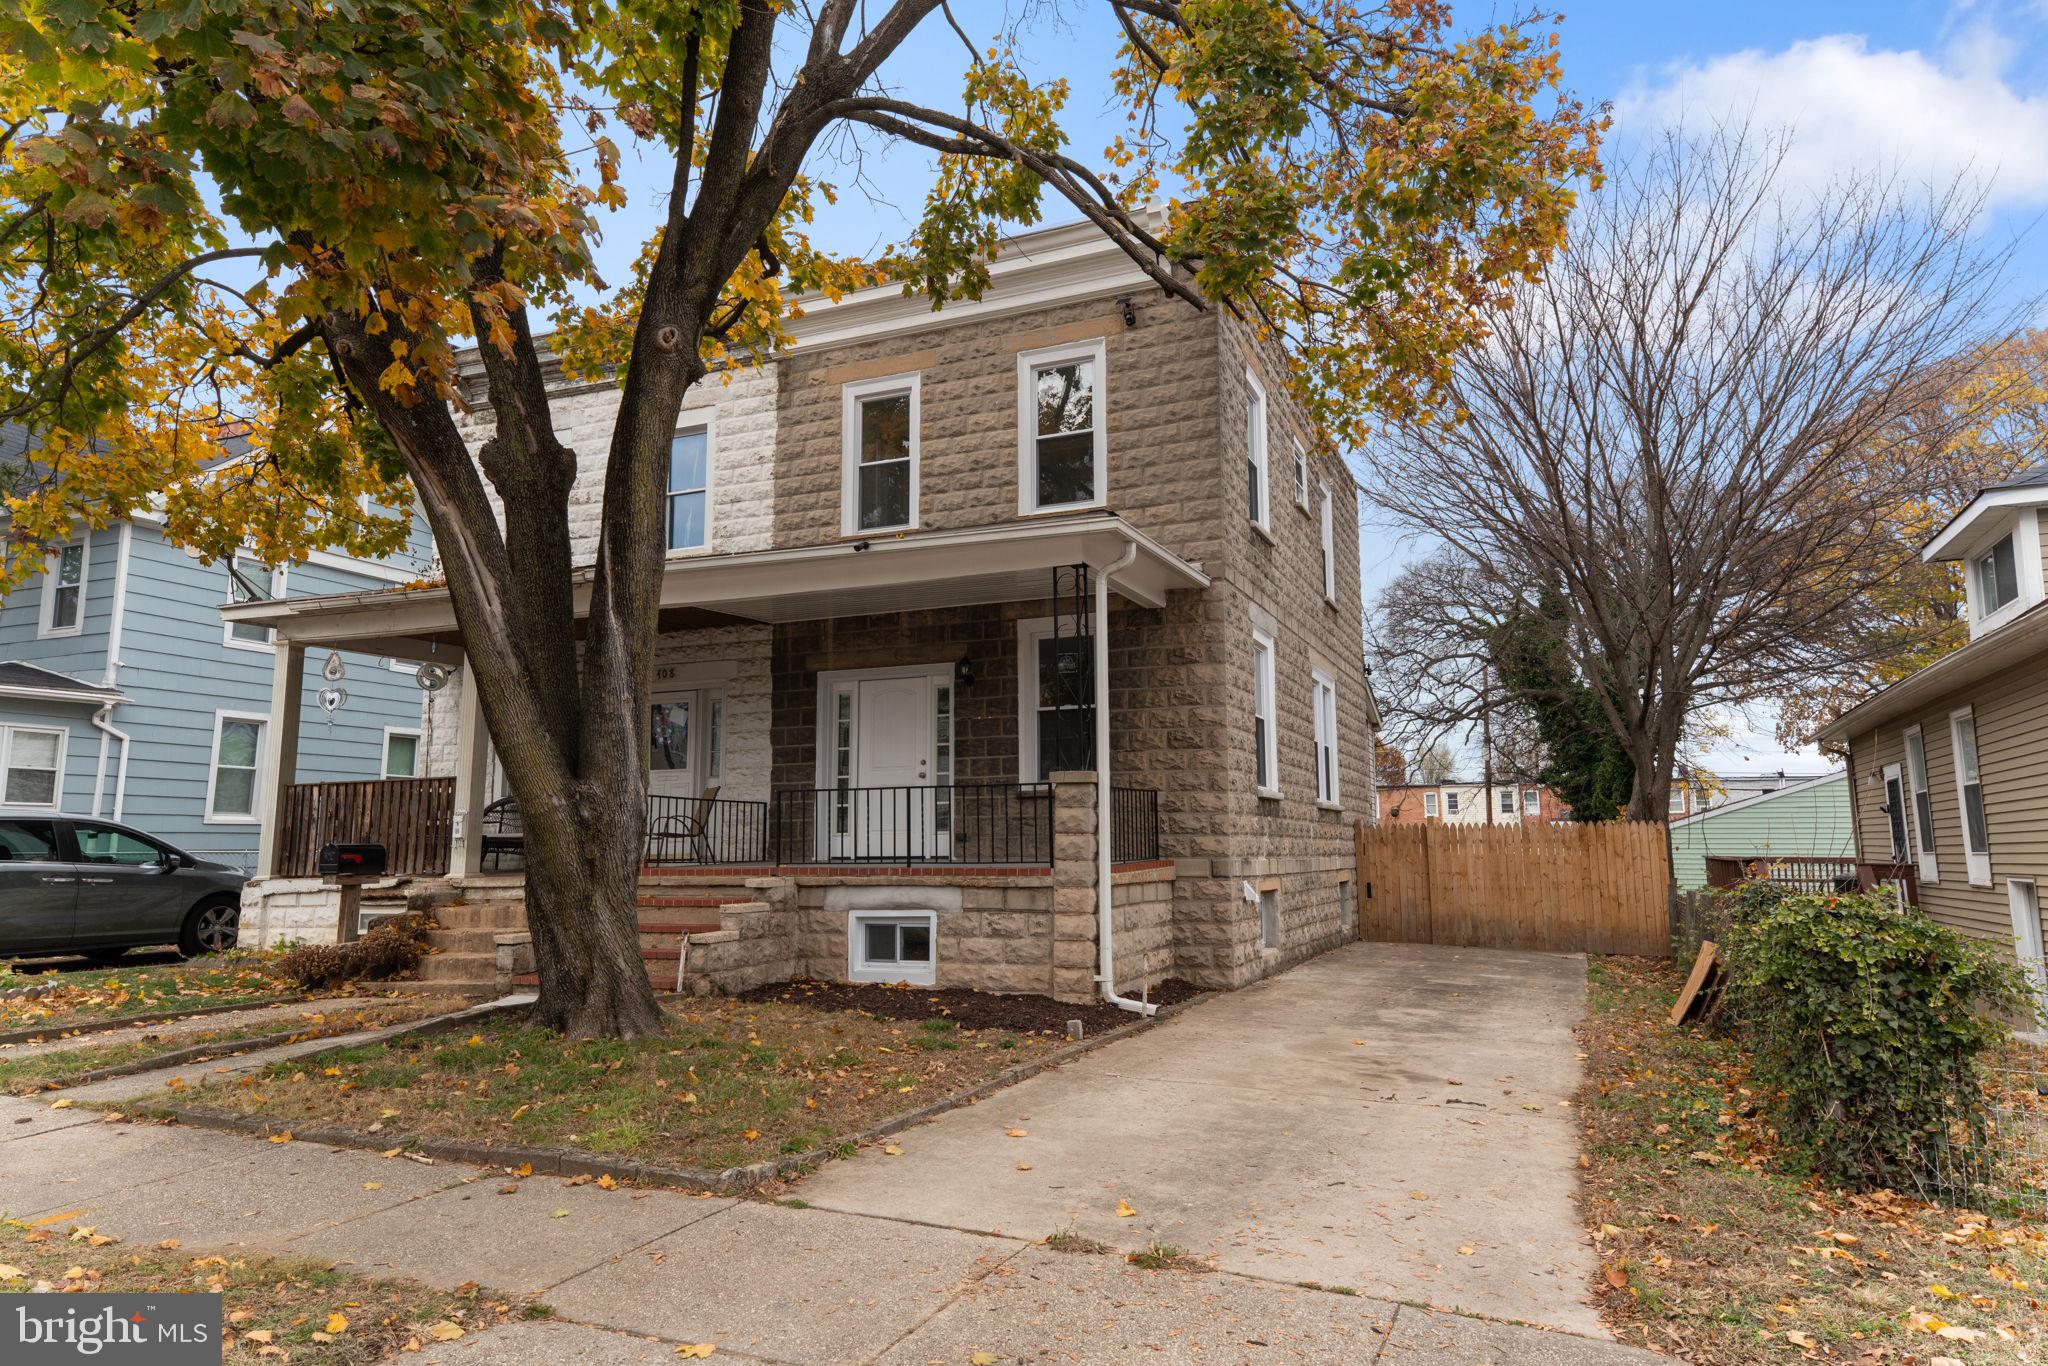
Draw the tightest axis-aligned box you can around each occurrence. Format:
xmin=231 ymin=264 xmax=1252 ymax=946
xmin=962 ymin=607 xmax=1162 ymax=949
xmin=1819 ymin=466 xmax=2048 ymax=1009
xmin=228 ymin=218 xmax=1379 ymax=1008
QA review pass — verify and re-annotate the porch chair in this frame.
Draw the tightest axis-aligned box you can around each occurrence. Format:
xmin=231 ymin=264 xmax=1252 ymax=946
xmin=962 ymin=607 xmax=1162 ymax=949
xmin=648 ymin=785 xmax=720 ymax=865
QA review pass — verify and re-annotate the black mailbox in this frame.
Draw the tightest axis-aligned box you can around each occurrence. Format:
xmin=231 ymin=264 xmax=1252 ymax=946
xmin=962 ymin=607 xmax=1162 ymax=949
xmin=317 ymin=842 xmax=388 ymax=878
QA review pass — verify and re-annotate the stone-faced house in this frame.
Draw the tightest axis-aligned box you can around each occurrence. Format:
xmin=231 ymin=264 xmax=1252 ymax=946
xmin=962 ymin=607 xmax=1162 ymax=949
xmin=228 ymin=218 xmax=1379 ymax=1008
xmin=1818 ymin=461 xmax=2048 ymax=1010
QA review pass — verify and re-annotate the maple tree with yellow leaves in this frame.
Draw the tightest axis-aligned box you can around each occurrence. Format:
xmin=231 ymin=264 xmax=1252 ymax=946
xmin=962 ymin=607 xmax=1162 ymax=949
xmin=2 ymin=0 xmax=1600 ymax=1036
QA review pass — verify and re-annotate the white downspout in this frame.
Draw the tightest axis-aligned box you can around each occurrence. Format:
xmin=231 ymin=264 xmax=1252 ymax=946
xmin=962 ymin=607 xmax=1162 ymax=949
xmin=89 ymin=522 xmax=133 ymax=819
xmin=1094 ymin=540 xmax=1155 ymax=1017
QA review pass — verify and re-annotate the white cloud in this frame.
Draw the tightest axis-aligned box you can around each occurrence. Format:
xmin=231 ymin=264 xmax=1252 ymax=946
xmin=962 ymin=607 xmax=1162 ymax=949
xmin=1615 ymin=32 xmax=2048 ymax=208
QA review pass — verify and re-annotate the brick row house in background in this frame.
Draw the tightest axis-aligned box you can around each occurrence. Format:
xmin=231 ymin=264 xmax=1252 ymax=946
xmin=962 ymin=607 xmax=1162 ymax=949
xmin=1377 ymin=780 xmax=1570 ymax=826
xmin=228 ymin=217 xmax=1380 ymax=1006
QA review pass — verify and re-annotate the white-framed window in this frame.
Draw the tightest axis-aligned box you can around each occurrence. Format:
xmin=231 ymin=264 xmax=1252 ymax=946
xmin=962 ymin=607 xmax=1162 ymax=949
xmin=1311 ymin=669 xmax=1339 ymax=806
xmin=38 ymin=538 xmax=88 ymax=638
xmin=1423 ymin=791 xmax=1439 ymax=818
xmin=848 ymin=911 xmax=936 ymax=985
xmin=1950 ymin=706 xmax=1992 ymax=885
xmin=1017 ymin=339 xmax=1106 ymax=514
xmin=1245 ymin=370 xmax=1270 ymax=533
xmin=1524 ymin=787 xmax=1541 ymax=819
xmin=1882 ymin=762 xmax=1910 ymax=863
xmin=1293 ymin=441 xmax=1309 ymax=510
xmin=1903 ymin=726 xmax=1937 ymax=882
xmin=0 ymin=725 xmax=65 ymax=808
xmin=382 ymin=727 xmax=421 ymax=779
xmin=1499 ymin=788 xmax=1516 ymax=816
xmin=225 ymin=553 xmax=280 ymax=650
xmin=2007 ymin=878 xmax=2046 ymax=1004
xmin=205 ymin=711 xmax=267 ymax=823
xmin=1318 ymin=482 xmax=1336 ymax=603
xmin=1446 ymin=791 xmax=1460 ymax=815
xmin=1974 ymin=533 xmax=2020 ymax=616
xmin=1668 ymin=787 xmax=1687 ymax=815
xmin=1252 ymin=629 xmax=1279 ymax=796
xmin=666 ymin=423 xmax=712 ymax=552
xmin=841 ymin=373 xmax=919 ymax=534
xmin=1017 ymin=618 xmax=1094 ymax=781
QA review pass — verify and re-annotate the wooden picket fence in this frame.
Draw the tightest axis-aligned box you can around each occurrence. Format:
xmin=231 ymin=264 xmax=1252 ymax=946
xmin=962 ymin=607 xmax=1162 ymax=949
xmin=1355 ymin=820 xmax=1672 ymax=957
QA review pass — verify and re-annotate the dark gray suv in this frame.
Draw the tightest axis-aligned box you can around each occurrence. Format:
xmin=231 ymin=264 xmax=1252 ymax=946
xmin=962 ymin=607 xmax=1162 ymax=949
xmin=0 ymin=814 xmax=245 ymax=960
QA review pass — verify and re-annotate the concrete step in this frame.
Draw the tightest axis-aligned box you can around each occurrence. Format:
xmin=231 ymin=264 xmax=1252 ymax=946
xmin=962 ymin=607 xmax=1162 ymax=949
xmin=416 ymin=950 xmax=495 ymax=983
xmin=425 ymin=927 xmax=510 ymax=954
xmin=428 ymin=903 xmax=529 ymax=931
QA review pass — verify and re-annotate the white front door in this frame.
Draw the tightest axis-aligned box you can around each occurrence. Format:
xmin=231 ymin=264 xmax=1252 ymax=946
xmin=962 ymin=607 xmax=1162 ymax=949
xmin=854 ymin=675 xmax=932 ymax=858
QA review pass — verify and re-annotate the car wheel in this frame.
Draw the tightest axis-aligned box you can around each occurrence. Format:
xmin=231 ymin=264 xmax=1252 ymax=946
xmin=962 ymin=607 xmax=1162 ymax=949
xmin=179 ymin=898 xmax=240 ymax=958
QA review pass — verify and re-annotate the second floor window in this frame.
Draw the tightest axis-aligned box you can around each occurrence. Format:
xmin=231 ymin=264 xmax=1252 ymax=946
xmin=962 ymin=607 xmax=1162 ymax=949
xmin=1246 ymin=371 xmax=1269 ymax=531
xmin=1019 ymin=342 xmax=1105 ymax=513
xmin=1446 ymin=790 xmax=1460 ymax=815
xmin=667 ymin=428 xmax=709 ymax=551
xmin=41 ymin=540 xmax=86 ymax=636
xmin=1974 ymin=533 xmax=2019 ymax=616
xmin=1951 ymin=707 xmax=1991 ymax=884
xmin=843 ymin=376 xmax=918 ymax=532
xmin=1252 ymin=630 xmax=1278 ymax=794
xmin=1423 ymin=791 xmax=1438 ymax=817
xmin=1319 ymin=483 xmax=1336 ymax=603
xmin=226 ymin=554 xmax=276 ymax=648
xmin=1294 ymin=442 xmax=1309 ymax=509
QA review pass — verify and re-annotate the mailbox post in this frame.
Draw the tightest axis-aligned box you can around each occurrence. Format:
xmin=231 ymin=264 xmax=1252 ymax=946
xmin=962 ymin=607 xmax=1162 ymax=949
xmin=317 ymin=843 xmax=388 ymax=944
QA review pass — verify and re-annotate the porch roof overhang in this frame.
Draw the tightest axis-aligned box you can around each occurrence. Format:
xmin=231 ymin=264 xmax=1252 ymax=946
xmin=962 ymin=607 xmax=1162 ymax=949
xmin=219 ymin=512 xmax=1209 ymax=659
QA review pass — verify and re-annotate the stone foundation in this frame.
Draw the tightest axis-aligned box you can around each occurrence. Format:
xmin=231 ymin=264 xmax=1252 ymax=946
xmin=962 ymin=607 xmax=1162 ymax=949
xmin=238 ymin=877 xmax=350 ymax=948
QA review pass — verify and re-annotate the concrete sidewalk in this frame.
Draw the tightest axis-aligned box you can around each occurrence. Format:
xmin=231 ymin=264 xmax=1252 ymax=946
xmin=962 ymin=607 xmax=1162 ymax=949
xmin=0 ymin=1097 xmax=1656 ymax=1363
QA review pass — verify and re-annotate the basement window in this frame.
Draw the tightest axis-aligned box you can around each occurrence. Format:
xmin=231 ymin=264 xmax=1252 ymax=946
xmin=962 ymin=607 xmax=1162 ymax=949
xmin=848 ymin=912 xmax=936 ymax=986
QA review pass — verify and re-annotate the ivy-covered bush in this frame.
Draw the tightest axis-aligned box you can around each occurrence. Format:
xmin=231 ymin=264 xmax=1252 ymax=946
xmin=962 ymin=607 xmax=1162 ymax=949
xmin=276 ymin=911 xmax=437 ymax=990
xmin=1723 ymin=889 xmax=2041 ymax=1193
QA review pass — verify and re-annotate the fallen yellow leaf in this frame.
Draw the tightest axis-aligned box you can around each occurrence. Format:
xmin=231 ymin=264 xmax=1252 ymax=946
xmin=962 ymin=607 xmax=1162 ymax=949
xmin=596 ymin=1174 xmax=618 ymax=1190
xmin=245 ymin=1329 xmax=274 ymax=1344
xmin=1928 ymin=1284 xmax=1958 ymax=1299
xmin=1016 ymin=1163 xmax=1033 ymax=1171
xmin=1115 ymin=1199 xmax=1137 ymax=1218
xmin=465 ymin=1034 xmax=483 ymax=1046
xmin=675 ymin=1345 xmax=716 ymax=1359
xmin=515 ymin=1163 xmax=533 ymax=1177
xmin=970 ymin=1354 xmax=999 ymax=1366
xmin=882 ymin=1145 xmax=903 ymax=1156
xmin=1458 ymin=1245 xmax=1475 ymax=1257
xmin=0 ymin=1265 xmax=22 ymax=1282
xmin=48 ymin=1099 xmax=72 ymax=1110
xmin=363 ymin=1182 xmax=382 ymax=1191
xmin=267 ymin=1131 xmax=294 ymax=1145
xmin=326 ymin=1312 xmax=348 ymax=1334
xmin=427 ymin=1321 xmax=465 ymax=1341
xmin=1005 ymin=1129 xmax=1028 ymax=1138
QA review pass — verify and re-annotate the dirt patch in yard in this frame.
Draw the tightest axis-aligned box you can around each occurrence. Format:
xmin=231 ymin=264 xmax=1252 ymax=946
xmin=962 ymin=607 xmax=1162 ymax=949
xmin=0 ymin=1212 xmax=538 ymax=1363
xmin=1577 ymin=955 xmax=2047 ymax=1363
xmin=137 ymin=996 xmax=1074 ymax=1174
xmin=735 ymin=977 xmax=1198 ymax=1034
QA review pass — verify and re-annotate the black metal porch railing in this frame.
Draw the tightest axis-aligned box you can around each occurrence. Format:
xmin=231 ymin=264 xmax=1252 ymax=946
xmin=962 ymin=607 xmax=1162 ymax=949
xmin=644 ymin=794 xmax=771 ymax=866
xmin=1111 ymin=786 xmax=1162 ymax=863
xmin=768 ymin=783 xmax=1056 ymax=867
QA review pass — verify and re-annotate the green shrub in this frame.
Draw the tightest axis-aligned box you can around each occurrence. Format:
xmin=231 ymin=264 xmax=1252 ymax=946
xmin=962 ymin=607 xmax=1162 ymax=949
xmin=276 ymin=912 xmax=437 ymax=990
xmin=1723 ymin=889 xmax=2041 ymax=1194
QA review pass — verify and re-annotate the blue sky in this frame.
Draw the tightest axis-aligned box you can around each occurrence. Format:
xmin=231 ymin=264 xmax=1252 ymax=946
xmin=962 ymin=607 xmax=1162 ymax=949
xmin=589 ymin=1 xmax=2048 ymax=775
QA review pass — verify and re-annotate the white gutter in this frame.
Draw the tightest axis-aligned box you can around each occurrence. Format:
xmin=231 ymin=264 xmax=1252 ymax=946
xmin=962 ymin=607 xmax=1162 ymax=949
xmin=1094 ymin=539 xmax=1155 ymax=1018
xmin=90 ymin=521 xmax=133 ymax=819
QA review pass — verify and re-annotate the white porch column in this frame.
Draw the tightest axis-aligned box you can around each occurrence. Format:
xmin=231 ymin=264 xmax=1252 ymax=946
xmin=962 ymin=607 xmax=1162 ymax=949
xmin=255 ymin=643 xmax=305 ymax=879
xmin=447 ymin=668 xmax=490 ymax=877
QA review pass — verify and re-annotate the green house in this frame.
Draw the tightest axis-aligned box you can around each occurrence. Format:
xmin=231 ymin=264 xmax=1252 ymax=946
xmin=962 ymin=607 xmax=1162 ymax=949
xmin=1669 ymin=771 xmax=1853 ymax=889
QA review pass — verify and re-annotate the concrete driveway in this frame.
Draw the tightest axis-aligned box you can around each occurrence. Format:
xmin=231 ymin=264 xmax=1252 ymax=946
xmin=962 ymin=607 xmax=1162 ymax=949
xmin=797 ymin=940 xmax=1605 ymax=1336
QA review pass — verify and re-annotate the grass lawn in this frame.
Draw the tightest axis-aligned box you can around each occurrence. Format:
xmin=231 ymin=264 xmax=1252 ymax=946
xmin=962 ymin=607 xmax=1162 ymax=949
xmin=139 ymin=996 xmax=1070 ymax=1173
xmin=0 ymin=1212 xmax=539 ymax=1363
xmin=0 ymin=1000 xmax=441 ymax=1096
xmin=1578 ymin=955 xmax=2048 ymax=1364
xmin=0 ymin=957 xmax=298 ymax=1033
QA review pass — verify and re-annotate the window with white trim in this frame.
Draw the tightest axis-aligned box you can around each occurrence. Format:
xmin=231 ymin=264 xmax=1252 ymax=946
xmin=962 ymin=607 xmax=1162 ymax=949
xmin=383 ymin=729 xmax=421 ymax=779
xmin=1446 ymin=791 xmax=1460 ymax=815
xmin=842 ymin=374 xmax=918 ymax=533
xmin=666 ymin=427 xmax=710 ymax=551
xmin=1293 ymin=441 xmax=1309 ymax=509
xmin=1311 ymin=670 xmax=1339 ymax=805
xmin=1318 ymin=482 xmax=1336 ymax=603
xmin=206 ymin=714 xmax=266 ymax=821
xmin=1245 ymin=371 xmax=1269 ymax=531
xmin=1252 ymin=629 xmax=1278 ymax=795
xmin=1499 ymin=789 xmax=1516 ymax=816
xmin=226 ymin=553 xmax=276 ymax=647
xmin=39 ymin=539 xmax=87 ymax=637
xmin=1668 ymin=787 xmax=1687 ymax=815
xmin=1018 ymin=342 xmax=1105 ymax=513
xmin=0 ymin=726 xmax=64 ymax=808
xmin=1018 ymin=619 xmax=1094 ymax=781
xmin=1423 ymin=791 xmax=1439 ymax=818
xmin=1974 ymin=533 xmax=2020 ymax=616
xmin=848 ymin=912 xmax=935 ymax=985
xmin=1524 ymin=787 xmax=1541 ymax=819
xmin=1951 ymin=707 xmax=1991 ymax=885
xmin=1904 ymin=726 xmax=1937 ymax=882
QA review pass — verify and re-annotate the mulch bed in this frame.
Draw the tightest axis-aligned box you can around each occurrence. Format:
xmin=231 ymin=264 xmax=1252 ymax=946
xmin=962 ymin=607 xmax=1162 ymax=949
xmin=736 ymin=977 xmax=1200 ymax=1034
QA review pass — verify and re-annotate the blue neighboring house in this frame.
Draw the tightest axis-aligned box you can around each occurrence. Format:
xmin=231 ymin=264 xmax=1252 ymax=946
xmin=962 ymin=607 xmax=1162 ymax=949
xmin=0 ymin=445 xmax=437 ymax=872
